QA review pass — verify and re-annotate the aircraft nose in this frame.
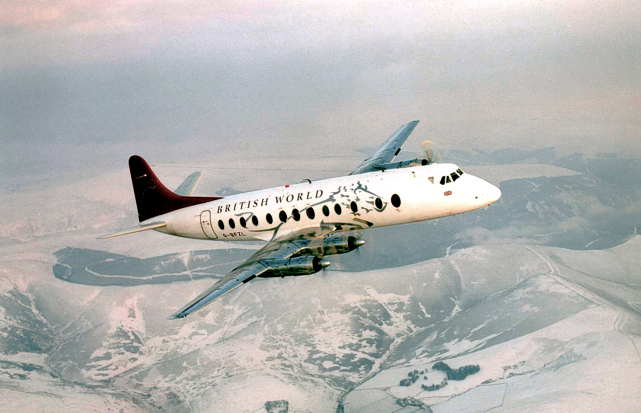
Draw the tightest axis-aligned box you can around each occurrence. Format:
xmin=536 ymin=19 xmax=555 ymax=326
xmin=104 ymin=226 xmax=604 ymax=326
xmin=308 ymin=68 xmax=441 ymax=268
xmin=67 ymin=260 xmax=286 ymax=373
xmin=487 ymin=183 xmax=501 ymax=204
xmin=470 ymin=176 xmax=501 ymax=207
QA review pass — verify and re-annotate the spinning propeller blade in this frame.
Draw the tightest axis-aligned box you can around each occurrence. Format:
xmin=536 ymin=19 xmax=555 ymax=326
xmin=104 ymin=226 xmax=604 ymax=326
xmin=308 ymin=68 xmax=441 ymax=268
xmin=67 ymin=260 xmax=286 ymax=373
xmin=421 ymin=140 xmax=441 ymax=165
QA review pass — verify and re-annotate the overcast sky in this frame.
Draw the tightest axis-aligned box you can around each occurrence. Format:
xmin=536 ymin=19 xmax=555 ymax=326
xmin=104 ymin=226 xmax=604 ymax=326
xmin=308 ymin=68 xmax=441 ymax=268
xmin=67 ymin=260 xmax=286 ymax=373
xmin=1 ymin=0 xmax=640 ymax=185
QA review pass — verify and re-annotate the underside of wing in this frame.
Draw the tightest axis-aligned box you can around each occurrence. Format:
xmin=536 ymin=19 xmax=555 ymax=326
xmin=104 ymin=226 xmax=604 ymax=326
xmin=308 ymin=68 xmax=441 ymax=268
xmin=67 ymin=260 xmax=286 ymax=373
xmin=350 ymin=120 xmax=419 ymax=175
xmin=167 ymin=264 xmax=261 ymax=319
xmin=167 ymin=226 xmax=341 ymax=320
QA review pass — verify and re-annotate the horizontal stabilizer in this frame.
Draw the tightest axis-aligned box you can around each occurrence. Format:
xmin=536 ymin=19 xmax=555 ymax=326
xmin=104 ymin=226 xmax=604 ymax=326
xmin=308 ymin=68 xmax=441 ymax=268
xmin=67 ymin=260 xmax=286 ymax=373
xmin=98 ymin=222 xmax=167 ymax=239
xmin=174 ymin=172 xmax=203 ymax=196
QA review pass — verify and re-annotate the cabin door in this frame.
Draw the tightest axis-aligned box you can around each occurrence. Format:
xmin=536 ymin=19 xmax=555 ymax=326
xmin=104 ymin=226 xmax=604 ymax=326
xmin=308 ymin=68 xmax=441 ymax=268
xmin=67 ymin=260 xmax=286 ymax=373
xmin=200 ymin=210 xmax=218 ymax=239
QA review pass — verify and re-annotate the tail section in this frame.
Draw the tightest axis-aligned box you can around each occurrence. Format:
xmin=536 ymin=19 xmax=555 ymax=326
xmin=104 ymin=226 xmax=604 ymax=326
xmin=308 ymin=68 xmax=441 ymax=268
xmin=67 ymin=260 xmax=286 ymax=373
xmin=129 ymin=156 xmax=221 ymax=222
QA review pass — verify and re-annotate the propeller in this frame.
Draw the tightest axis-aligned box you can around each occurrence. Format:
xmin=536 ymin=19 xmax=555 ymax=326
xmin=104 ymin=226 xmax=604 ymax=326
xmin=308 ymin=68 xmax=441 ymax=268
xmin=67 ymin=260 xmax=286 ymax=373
xmin=318 ymin=232 xmax=366 ymax=276
xmin=352 ymin=231 xmax=365 ymax=259
xmin=421 ymin=140 xmax=441 ymax=165
xmin=353 ymin=238 xmax=365 ymax=260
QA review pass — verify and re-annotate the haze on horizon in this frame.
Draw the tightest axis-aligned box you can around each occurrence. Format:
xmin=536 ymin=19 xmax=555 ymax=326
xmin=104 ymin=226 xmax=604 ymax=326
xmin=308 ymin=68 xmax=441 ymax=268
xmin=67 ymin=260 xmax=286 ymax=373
xmin=2 ymin=0 xmax=640 ymax=187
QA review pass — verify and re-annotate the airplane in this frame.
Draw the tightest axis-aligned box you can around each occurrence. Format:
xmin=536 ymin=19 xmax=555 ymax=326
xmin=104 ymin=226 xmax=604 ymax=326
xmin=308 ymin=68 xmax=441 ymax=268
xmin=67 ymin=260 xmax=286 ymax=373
xmin=100 ymin=121 xmax=501 ymax=319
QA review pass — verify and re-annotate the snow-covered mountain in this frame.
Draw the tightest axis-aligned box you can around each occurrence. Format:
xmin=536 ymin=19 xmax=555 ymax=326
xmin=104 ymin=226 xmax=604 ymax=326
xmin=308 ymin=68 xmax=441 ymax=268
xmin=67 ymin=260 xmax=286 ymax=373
xmin=1 ymin=151 xmax=640 ymax=412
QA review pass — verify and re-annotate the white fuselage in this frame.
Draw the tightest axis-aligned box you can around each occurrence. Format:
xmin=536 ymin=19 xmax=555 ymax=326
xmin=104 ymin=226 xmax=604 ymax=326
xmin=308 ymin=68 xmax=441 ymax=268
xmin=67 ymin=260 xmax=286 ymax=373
xmin=150 ymin=163 xmax=501 ymax=242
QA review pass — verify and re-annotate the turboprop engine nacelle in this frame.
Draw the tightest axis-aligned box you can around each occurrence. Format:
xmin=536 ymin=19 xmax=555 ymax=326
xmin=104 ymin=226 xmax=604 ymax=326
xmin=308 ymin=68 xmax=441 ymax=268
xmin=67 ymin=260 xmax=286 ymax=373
xmin=322 ymin=235 xmax=365 ymax=255
xmin=259 ymin=256 xmax=330 ymax=278
xmin=296 ymin=235 xmax=365 ymax=258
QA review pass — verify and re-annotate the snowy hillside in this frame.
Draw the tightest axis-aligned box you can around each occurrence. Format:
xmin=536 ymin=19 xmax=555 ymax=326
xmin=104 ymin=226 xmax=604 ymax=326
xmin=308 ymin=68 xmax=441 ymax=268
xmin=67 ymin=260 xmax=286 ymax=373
xmin=1 ymin=151 xmax=640 ymax=412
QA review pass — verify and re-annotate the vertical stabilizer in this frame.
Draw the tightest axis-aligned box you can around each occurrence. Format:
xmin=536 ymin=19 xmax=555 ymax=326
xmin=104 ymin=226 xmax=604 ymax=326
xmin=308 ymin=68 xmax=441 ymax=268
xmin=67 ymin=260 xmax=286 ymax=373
xmin=129 ymin=156 xmax=221 ymax=222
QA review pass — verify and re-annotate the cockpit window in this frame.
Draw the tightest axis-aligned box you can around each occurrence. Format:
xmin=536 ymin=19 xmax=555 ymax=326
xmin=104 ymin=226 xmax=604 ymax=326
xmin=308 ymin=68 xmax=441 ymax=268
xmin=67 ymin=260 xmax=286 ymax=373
xmin=457 ymin=168 xmax=464 ymax=175
xmin=440 ymin=176 xmax=446 ymax=185
xmin=446 ymin=175 xmax=452 ymax=184
xmin=451 ymin=172 xmax=459 ymax=182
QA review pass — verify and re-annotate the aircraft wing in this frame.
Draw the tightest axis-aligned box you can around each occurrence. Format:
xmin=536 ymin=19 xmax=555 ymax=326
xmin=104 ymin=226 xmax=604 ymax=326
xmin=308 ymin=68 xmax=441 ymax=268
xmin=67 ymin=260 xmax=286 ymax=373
xmin=174 ymin=171 xmax=203 ymax=196
xmin=167 ymin=226 xmax=337 ymax=320
xmin=349 ymin=120 xmax=419 ymax=175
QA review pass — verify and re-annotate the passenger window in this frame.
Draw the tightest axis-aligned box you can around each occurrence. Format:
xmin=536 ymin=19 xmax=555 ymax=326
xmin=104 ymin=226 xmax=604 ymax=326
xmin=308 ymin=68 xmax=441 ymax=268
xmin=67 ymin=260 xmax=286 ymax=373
xmin=440 ymin=176 xmax=446 ymax=185
xmin=228 ymin=218 xmax=235 ymax=229
xmin=252 ymin=215 xmax=258 ymax=226
xmin=292 ymin=209 xmax=300 ymax=221
xmin=218 ymin=220 xmax=225 ymax=230
xmin=322 ymin=205 xmax=330 ymax=217
xmin=375 ymin=198 xmax=383 ymax=209
xmin=350 ymin=201 xmax=358 ymax=212
xmin=391 ymin=194 xmax=401 ymax=208
xmin=279 ymin=211 xmax=287 ymax=223
xmin=306 ymin=207 xmax=315 ymax=219
xmin=266 ymin=213 xmax=273 ymax=224
xmin=240 ymin=217 xmax=246 ymax=228
xmin=451 ymin=172 xmax=459 ymax=182
xmin=334 ymin=204 xmax=342 ymax=215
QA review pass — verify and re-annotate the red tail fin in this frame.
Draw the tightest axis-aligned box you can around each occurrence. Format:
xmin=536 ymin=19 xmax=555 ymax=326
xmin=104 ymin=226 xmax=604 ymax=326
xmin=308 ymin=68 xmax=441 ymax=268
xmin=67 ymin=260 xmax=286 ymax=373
xmin=129 ymin=156 xmax=221 ymax=222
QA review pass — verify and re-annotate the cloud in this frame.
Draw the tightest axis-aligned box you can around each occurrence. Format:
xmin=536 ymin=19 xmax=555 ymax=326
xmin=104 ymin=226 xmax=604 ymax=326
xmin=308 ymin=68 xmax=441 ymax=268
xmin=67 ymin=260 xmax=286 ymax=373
xmin=0 ymin=0 xmax=131 ymax=31
xmin=1 ymin=0 xmax=639 ymax=181
xmin=0 ymin=2 xmax=65 ymax=29
xmin=555 ymin=0 xmax=641 ymax=39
